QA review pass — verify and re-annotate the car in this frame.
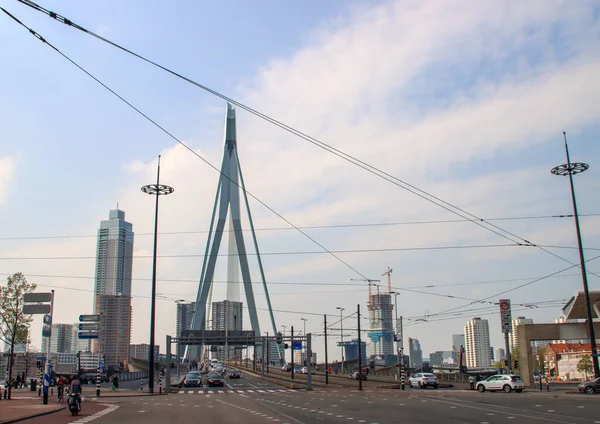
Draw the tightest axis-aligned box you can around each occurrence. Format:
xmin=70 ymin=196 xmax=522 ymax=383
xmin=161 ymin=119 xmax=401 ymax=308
xmin=476 ymin=374 xmax=524 ymax=393
xmin=184 ymin=371 xmax=202 ymax=387
xmin=228 ymin=370 xmax=241 ymax=379
xmin=578 ymin=377 xmax=600 ymax=394
xmin=282 ymin=365 xmax=292 ymax=372
xmin=350 ymin=371 xmax=368 ymax=381
xmin=207 ymin=373 xmax=224 ymax=387
xmin=408 ymin=373 xmax=438 ymax=389
xmin=294 ymin=367 xmax=303 ymax=374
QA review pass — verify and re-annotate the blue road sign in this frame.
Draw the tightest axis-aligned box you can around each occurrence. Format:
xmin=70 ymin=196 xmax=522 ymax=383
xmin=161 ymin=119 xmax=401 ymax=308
xmin=78 ymin=332 xmax=99 ymax=339
xmin=79 ymin=314 xmax=100 ymax=322
xmin=99 ymin=361 xmax=104 ymax=369
xmin=292 ymin=341 xmax=302 ymax=351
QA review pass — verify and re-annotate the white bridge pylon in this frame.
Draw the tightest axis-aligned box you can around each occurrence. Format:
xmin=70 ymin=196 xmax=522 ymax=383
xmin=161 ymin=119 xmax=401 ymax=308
xmin=189 ymin=103 xmax=282 ymax=361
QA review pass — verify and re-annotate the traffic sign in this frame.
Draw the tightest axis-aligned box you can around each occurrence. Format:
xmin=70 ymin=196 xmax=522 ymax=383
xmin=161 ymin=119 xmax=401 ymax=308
xmin=36 ymin=356 xmax=46 ymax=361
xmin=499 ymin=299 xmax=512 ymax=333
xmin=24 ymin=293 xmax=52 ymax=303
xmin=43 ymin=314 xmax=52 ymax=325
xmin=23 ymin=304 xmax=51 ymax=314
xmin=79 ymin=323 xmax=99 ymax=331
xmin=292 ymin=341 xmax=302 ymax=350
xmin=79 ymin=314 xmax=100 ymax=322
xmin=78 ymin=332 xmax=99 ymax=339
xmin=42 ymin=325 xmax=51 ymax=338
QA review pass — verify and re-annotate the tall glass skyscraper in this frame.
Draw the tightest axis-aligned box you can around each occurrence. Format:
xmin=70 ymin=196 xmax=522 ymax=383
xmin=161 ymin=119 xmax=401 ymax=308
xmin=93 ymin=209 xmax=134 ymax=371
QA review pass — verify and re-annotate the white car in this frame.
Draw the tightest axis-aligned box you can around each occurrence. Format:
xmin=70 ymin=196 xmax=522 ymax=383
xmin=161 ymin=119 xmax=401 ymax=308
xmin=476 ymin=374 xmax=524 ymax=393
xmin=408 ymin=373 xmax=439 ymax=389
xmin=300 ymin=367 xmax=308 ymax=374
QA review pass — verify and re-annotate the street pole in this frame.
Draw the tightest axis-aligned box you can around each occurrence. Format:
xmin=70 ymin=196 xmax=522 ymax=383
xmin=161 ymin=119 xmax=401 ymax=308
xmin=324 ymin=314 xmax=329 ymax=385
xmin=291 ymin=326 xmax=295 ymax=380
xmin=306 ymin=333 xmax=313 ymax=391
xmin=391 ymin=292 xmax=399 ymax=381
xmin=357 ymin=304 xmax=363 ymax=391
xmin=336 ymin=307 xmax=345 ymax=375
xmin=504 ymin=331 xmax=511 ymax=374
xmin=301 ymin=318 xmax=308 ymax=364
xmin=42 ymin=290 xmax=54 ymax=405
xmin=551 ymin=132 xmax=599 ymax=378
xmin=141 ymin=155 xmax=174 ymax=393
xmin=399 ymin=316 xmax=404 ymax=390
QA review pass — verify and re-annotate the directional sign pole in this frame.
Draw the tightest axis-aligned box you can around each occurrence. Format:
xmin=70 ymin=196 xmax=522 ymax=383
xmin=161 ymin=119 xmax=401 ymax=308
xmin=500 ymin=299 xmax=512 ymax=374
xmin=42 ymin=290 xmax=54 ymax=405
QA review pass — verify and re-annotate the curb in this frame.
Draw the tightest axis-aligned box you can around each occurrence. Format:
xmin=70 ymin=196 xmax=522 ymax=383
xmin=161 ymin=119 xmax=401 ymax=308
xmin=89 ymin=393 xmax=166 ymax=399
xmin=0 ymin=405 xmax=65 ymax=424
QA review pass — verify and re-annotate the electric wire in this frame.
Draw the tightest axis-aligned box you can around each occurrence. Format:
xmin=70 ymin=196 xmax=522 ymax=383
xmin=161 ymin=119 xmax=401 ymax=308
xmin=0 ymin=6 xmax=369 ymax=282
xmin=15 ymin=0 xmax=600 ymax=279
xmin=1 ymin=213 xmax=597 ymax=241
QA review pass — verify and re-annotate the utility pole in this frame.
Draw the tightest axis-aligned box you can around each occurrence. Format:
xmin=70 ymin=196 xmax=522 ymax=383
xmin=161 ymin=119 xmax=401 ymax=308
xmin=324 ymin=314 xmax=329 ymax=385
xmin=291 ymin=326 xmax=295 ymax=380
xmin=399 ymin=316 xmax=404 ymax=390
xmin=357 ymin=304 xmax=363 ymax=391
xmin=336 ymin=307 xmax=345 ymax=375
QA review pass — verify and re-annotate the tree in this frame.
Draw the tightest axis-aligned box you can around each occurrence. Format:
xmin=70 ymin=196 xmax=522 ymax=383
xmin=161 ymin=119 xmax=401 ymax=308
xmin=578 ymin=355 xmax=593 ymax=380
xmin=0 ymin=273 xmax=36 ymax=399
xmin=512 ymin=347 xmax=520 ymax=371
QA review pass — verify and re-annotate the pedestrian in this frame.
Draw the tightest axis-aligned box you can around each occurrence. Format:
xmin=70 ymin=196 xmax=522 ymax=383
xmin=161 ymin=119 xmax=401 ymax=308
xmin=544 ymin=376 xmax=550 ymax=391
xmin=469 ymin=375 xmax=476 ymax=390
xmin=16 ymin=374 xmax=21 ymax=389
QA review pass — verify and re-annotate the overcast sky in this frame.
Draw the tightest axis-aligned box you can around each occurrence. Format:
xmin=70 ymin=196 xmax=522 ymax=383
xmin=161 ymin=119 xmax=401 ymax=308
xmin=1 ymin=0 xmax=600 ymax=361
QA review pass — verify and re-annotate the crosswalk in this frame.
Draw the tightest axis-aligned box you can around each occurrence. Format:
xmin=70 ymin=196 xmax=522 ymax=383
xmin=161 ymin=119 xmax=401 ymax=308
xmin=178 ymin=389 xmax=295 ymax=395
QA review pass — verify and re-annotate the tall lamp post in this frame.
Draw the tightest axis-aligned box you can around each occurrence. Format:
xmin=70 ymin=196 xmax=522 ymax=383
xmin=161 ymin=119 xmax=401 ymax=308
xmin=174 ymin=299 xmax=185 ymax=379
xmin=551 ymin=132 xmax=599 ymax=378
xmin=336 ymin=307 xmax=345 ymax=375
xmin=301 ymin=318 xmax=308 ymax=365
xmin=141 ymin=155 xmax=174 ymax=393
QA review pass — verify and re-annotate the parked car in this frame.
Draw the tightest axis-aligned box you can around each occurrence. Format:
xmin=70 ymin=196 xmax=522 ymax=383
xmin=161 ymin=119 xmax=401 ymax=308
xmin=228 ymin=370 xmax=241 ymax=379
xmin=350 ymin=371 xmax=368 ymax=381
xmin=281 ymin=365 xmax=292 ymax=372
xmin=476 ymin=374 xmax=524 ymax=393
xmin=184 ymin=371 xmax=202 ymax=387
xmin=408 ymin=373 xmax=439 ymax=389
xmin=207 ymin=373 xmax=224 ymax=387
xmin=578 ymin=377 xmax=600 ymax=394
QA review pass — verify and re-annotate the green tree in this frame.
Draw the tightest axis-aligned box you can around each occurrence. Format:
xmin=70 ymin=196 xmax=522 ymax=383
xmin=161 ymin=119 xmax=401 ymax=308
xmin=578 ymin=355 xmax=593 ymax=380
xmin=512 ymin=347 xmax=520 ymax=371
xmin=0 ymin=273 xmax=36 ymax=399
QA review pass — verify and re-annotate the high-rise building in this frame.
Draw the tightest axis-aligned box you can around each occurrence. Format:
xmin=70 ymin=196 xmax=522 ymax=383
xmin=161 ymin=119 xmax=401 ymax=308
xmin=452 ymin=334 xmax=465 ymax=351
xmin=41 ymin=324 xmax=74 ymax=353
xmin=211 ymin=300 xmax=243 ymax=361
xmin=367 ymin=293 xmax=394 ymax=362
xmin=93 ymin=209 xmax=134 ymax=371
xmin=408 ymin=338 xmax=423 ymax=367
xmin=130 ymin=343 xmax=159 ymax=361
xmin=464 ymin=317 xmax=491 ymax=368
xmin=495 ymin=347 xmax=506 ymax=362
xmin=176 ymin=302 xmax=198 ymax=360
xmin=71 ymin=323 xmax=92 ymax=353
xmin=509 ymin=317 xmax=533 ymax=351
xmin=96 ymin=295 xmax=132 ymax=370
xmin=342 ymin=339 xmax=367 ymax=366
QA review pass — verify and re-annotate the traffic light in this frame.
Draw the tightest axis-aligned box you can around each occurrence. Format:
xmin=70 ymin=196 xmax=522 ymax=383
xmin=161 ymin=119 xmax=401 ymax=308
xmin=276 ymin=332 xmax=283 ymax=345
xmin=36 ymin=361 xmax=41 ymax=369
xmin=514 ymin=360 xmax=519 ymax=368
xmin=284 ymin=343 xmax=289 ymax=349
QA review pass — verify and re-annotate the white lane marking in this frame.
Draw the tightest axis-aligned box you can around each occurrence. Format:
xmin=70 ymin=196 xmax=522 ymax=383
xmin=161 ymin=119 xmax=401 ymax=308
xmin=548 ymin=410 xmax=555 ymax=413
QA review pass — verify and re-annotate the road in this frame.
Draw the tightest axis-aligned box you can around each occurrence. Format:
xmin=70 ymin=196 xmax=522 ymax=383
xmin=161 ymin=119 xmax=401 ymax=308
xmin=32 ymin=371 xmax=600 ymax=424
xmin=178 ymin=368 xmax=291 ymax=394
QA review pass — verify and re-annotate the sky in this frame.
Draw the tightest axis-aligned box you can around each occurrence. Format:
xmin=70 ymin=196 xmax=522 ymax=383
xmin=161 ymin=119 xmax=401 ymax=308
xmin=1 ymin=0 xmax=600 ymax=362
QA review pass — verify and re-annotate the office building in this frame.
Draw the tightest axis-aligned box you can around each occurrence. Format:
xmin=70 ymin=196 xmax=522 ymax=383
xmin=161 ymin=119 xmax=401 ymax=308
xmin=93 ymin=209 xmax=134 ymax=371
xmin=176 ymin=301 xmax=199 ymax=361
xmin=41 ymin=324 xmax=74 ymax=353
xmin=211 ymin=300 xmax=243 ymax=361
xmin=408 ymin=338 xmax=423 ymax=367
xmin=342 ymin=339 xmax=367 ymax=366
xmin=130 ymin=343 xmax=159 ymax=361
xmin=509 ymin=317 xmax=533 ymax=351
xmin=96 ymin=295 xmax=132 ymax=370
xmin=429 ymin=351 xmax=444 ymax=367
xmin=293 ymin=350 xmax=317 ymax=366
xmin=367 ymin=293 xmax=394 ymax=358
xmin=495 ymin=347 xmax=506 ymax=362
xmin=464 ymin=317 xmax=491 ymax=368
xmin=452 ymin=334 xmax=465 ymax=351
xmin=71 ymin=323 xmax=92 ymax=353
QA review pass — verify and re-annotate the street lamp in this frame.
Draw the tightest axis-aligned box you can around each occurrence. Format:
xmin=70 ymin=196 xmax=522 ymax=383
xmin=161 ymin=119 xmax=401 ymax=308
xmin=141 ymin=155 xmax=174 ymax=393
xmin=336 ymin=307 xmax=345 ymax=375
xmin=551 ymin=132 xmax=599 ymax=378
xmin=390 ymin=291 xmax=405 ymax=390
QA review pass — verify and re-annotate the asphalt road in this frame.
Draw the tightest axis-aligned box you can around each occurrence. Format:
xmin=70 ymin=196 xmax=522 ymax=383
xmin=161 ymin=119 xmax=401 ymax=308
xmin=61 ymin=383 xmax=600 ymax=424
xmin=179 ymin=369 xmax=289 ymax=394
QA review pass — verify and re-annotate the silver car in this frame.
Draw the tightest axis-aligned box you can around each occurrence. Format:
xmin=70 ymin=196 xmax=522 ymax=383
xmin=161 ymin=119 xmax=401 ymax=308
xmin=476 ymin=374 xmax=524 ymax=393
xmin=408 ymin=372 xmax=439 ymax=389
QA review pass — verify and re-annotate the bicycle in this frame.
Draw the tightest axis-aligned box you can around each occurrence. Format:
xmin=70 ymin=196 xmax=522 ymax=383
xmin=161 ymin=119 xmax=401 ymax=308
xmin=57 ymin=386 xmax=64 ymax=403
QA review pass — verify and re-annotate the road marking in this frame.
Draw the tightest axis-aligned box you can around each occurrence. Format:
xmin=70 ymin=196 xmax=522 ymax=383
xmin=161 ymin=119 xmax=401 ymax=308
xmin=547 ymin=410 xmax=555 ymax=413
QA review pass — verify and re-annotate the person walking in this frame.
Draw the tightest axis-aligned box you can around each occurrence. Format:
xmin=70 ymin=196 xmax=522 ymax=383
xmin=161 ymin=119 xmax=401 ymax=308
xmin=469 ymin=375 xmax=476 ymax=390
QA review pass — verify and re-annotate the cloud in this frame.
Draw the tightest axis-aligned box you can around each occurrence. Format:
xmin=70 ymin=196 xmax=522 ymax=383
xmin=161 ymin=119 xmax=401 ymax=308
xmin=0 ymin=157 xmax=14 ymax=206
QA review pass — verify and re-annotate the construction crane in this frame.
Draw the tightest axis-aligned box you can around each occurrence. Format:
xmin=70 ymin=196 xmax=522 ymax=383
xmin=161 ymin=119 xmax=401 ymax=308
xmin=381 ymin=267 xmax=393 ymax=294
xmin=350 ymin=278 xmax=381 ymax=296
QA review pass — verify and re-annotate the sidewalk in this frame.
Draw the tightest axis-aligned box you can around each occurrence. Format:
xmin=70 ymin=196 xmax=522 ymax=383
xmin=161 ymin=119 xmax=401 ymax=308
xmin=0 ymin=389 xmax=64 ymax=424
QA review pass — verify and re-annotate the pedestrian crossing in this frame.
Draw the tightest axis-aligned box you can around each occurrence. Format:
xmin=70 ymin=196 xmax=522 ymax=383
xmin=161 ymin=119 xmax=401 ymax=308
xmin=178 ymin=388 xmax=295 ymax=395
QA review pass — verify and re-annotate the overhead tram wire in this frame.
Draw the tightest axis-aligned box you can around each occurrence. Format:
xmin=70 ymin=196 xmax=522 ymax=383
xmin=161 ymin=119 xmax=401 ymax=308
xmin=419 ymin=252 xmax=600 ymax=320
xmin=1 ymin=212 xmax=598 ymax=241
xmin=0 ymin=7 xmax=373 ymax=284
xmin=17 ymin=1 xmax=600 ymax=276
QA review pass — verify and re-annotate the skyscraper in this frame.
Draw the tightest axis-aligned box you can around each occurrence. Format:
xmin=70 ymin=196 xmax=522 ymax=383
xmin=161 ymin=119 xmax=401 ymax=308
xmin=509 ymin=316 xmax=533 ymax=351
xmin=93 ymin=209 xmax=134 ymax=371
xmin=211 ymin=300 xmax=243 ymax=361
xmin=41 ymin=324 xmax=73 ymax=353
xmin=464 ymin=317 xmax=491 ymax=368
xmin=495 ymin=347 xmax=506 ymax=362
xmin=176 ymin=302 xmax=197 ymax=360
xmin=452 ymin=334 xmax=465 ymax=351
xmin=408 ymin=338 xmax=423 ymax=367
xmin=367 ymin=293 xmax=394 ymax=364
